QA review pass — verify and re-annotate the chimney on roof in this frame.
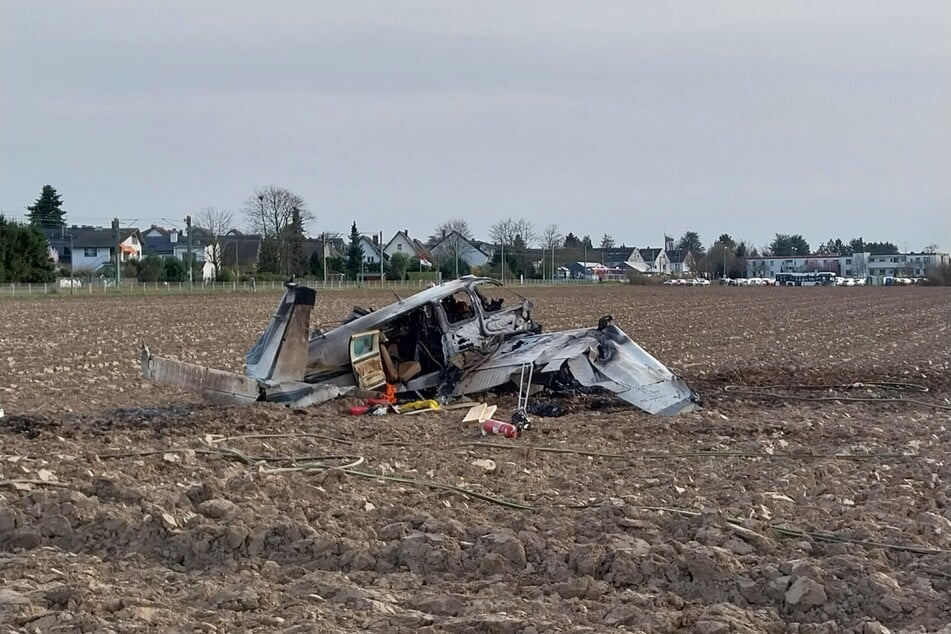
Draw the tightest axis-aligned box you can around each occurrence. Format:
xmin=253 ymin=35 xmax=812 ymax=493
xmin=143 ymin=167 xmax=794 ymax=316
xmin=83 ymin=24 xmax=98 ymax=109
xmin=372 ymin=234 xmax=378 ymax=246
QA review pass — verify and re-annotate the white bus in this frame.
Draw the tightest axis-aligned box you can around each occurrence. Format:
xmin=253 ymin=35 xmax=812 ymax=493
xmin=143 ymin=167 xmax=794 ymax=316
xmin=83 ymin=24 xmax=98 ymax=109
xmin=774 ymin=271 xmax=836 ymax=287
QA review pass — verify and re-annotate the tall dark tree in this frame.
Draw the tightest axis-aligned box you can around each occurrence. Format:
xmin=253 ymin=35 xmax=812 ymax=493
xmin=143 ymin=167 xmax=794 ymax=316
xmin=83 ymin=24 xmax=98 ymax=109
xmin=563 ymin=232 xmax=581 ymax=249
xmin=865 ymin=241 xmax=899 ymax=255
xmin=769 ymin=233 xmax=810 ymax=256
xmin=849 ymin=237 xmax=865 ymax=254
xmin=0 ymin=215 xmax=56 ymax=282
xmin=26 ymin=185 xmax=67 ymax=228
xmin=716 ymin=234 xmax=736 ymax=249
xmin=816 ymin=238 xmax=850 ymax=255
xmin=676 ymin=231 xmax=705 ymax=260
xmin=600 ymin=234 xmax=616 ymax=249
xmin=346 ymin=222 xmax=363 ymax=280
xmin=387 ymin=253 xmax=411 ymax=280
xmin=581 ymin=235 xmax=594 ymax=250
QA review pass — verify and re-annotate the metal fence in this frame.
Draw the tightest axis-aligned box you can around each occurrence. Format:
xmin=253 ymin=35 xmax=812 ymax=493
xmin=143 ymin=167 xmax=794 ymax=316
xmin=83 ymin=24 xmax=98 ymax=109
xmin=0 ymin=276 xmax=602 ymax=298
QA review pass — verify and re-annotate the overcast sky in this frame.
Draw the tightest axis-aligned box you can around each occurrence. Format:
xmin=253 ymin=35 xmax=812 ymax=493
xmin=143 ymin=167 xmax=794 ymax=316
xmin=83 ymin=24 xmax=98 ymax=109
xmin=2 ymin=1 xmax=949 ymax=251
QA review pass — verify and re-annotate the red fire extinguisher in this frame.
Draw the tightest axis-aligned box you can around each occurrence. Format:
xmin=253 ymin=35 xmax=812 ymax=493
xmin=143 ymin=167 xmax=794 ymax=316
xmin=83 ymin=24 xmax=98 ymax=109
xmin=481 ymin=419 xmax=518 ymax=438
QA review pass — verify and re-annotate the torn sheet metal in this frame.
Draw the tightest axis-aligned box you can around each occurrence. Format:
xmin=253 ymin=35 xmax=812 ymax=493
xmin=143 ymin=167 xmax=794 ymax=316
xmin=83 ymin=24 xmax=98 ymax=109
xmin=454 ymin=324 xmax=698 ymax=415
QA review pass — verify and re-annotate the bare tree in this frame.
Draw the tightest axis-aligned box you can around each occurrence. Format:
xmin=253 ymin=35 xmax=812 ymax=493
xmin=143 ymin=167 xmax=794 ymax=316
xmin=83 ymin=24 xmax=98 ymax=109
xmin=427 ymin=218 xmax=473 ymax=246
xmin=489 ymin=217 xmax=536 ymax=247
xmin=195 ymin=206 xmax=234 ymax=279
xmin=541 ymin=223 xmax=563 ymax=250
xmin=242 ymin=186 xmax=313 ymax=275
xmin=429 ymin=219 xmax=475 ymax=279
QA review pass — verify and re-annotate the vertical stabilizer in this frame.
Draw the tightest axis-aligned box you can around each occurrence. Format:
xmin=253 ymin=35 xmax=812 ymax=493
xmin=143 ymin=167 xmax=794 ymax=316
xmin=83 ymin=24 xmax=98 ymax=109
xmin=245 ymin=284 xmax=316 ymax=382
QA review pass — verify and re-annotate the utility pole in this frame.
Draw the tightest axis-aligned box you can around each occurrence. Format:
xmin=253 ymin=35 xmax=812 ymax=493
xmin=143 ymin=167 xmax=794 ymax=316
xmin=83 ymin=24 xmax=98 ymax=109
xmin=322 ymin=235 xmax=328 ymax=285
xmin=379 ymin=230 xmax=384 ymax=284
xmin=185 ymin=214 xmax=193 ymax=289
xmin=112 ymin=217 xmax=121 ymax=289
xmin=500 ymin=241 xmax=505 ymax=284
xmin=68 ymin=232 xmax=75 ymax=295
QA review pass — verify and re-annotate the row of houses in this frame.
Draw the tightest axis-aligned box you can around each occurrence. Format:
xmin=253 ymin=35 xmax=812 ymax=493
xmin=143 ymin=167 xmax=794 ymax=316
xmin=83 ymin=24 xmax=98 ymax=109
xmin=745 ymin=251 xmax=950 ymax=280
xmin=42 ymin=224 xmax=701 ymax=280
xmin=49 ymin=223 xmax=944 ymax=282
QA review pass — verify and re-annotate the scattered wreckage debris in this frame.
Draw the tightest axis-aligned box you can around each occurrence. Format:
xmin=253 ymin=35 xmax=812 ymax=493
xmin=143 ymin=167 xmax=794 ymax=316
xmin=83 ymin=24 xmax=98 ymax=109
xmin=140 ymin=277 xmax=700 ymax=415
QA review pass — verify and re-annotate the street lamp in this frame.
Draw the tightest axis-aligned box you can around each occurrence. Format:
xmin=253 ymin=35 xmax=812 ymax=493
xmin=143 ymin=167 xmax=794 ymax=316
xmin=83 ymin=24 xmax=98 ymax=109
xmin=185 ymin=214 xmax=193 ymax=289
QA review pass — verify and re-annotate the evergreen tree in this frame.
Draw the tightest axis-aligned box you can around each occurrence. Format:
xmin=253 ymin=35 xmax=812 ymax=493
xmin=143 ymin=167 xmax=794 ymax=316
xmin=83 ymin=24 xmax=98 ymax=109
xmin=26 ymin=185 xmax=67 ymax=228
xmin=0 ymin=215 xmax=56 ymax=282
xmin=676 ymin=231 xmax=705 ymax=260
xmin=865 ymin=241 xmax=899 ymax=255
xmin=563 ymin=232 xmax=581 ymax=248
xmin=387 ymin=253 xmax=411 ymax=280
xmin=769 ymin=234 xmax=810 ymax=256
xmin=346 ymin=222 xmax=363 ymax=280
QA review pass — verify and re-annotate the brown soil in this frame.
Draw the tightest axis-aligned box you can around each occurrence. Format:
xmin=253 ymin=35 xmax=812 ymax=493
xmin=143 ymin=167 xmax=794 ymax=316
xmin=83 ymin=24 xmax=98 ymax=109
xmin=1 ymin=285 xmax=950 ymax=633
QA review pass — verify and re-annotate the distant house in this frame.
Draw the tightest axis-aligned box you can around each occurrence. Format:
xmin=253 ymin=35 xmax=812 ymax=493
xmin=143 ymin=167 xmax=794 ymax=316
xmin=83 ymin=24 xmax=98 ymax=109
xmin=866 ymin=252 xmax=947 ymax=278
xmin=141 ymin=225 xmax=182 ymax=257
xmin=218 ymin=231 xmax=263 ymax=274
xmin=638 ymin=248 xmax=670 ymax=274
xmin=430 ymin=231 xmax=490 ymax=268
xmin=600 ymin=248 xmax=638 ymax=267
xmin=746 ymin=253 xmax=872 ymax=279
xmin=383 ymin=230 xmax=433 ymax=269
xmin=667 ymin=249 xmax=695 ymax=276
xmin=359 ymin=235 xmax=387 ymax=266
xmin=69 ymin=226 xmax=142 ymax=272
xmin=568 ymin=261 xmax=617 ymax=280
xmin=39 ymin=226 xmax=75 ymax=269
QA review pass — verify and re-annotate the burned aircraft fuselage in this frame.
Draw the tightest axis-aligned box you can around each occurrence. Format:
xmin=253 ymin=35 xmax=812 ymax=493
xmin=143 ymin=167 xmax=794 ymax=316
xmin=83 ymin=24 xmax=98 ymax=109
xmin=298 ymin=278 xmax=539 ymax=392
xmin=140 ymin=276 xmax=700 ymax=415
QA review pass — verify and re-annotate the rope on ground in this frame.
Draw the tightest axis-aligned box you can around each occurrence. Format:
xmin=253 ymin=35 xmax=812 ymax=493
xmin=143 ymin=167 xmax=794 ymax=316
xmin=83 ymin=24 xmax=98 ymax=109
xmin=339 ymin=468 xmax=534 ymax=510
xmin=203 ymin=432 xmax=353 ymax=446
xmin=721 ymin=383 xmax=951 ymax=411
xmin=194 ymin=436 xmax=530 ymax=509
xmin=467 ymin=441 xmax=909 ymax=461
xmin=632 ymin=505 xmax=947 ymax=555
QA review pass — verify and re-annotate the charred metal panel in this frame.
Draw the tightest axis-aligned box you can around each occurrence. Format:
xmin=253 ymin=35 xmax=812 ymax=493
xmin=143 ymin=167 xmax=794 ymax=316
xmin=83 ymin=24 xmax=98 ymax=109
xmin=246 ymin=285 xmax=315 ymax=382
xmin=141 ymin=347 xmax=261 ymax=405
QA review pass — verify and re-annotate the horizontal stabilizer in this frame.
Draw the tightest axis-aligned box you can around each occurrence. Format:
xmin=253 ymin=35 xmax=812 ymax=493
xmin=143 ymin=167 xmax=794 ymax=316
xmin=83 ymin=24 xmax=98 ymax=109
xmin=140 ymin=345 xmax=261 ymax=405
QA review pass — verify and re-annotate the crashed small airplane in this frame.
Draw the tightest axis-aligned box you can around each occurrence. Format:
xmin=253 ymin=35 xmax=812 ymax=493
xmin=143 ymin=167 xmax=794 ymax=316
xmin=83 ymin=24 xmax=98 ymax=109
xmin=140 ymin=276 xmax=699 ymax=415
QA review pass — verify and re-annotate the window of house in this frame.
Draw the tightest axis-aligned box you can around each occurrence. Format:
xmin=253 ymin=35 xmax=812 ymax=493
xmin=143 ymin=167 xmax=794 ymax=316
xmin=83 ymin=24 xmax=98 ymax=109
xmin=845 ymin=259 xmax=851 ymax=264
xmin=83 ymin=247 xmax=97 ymax=257
xmin=397 ymin=243 xmax=402 ymax=251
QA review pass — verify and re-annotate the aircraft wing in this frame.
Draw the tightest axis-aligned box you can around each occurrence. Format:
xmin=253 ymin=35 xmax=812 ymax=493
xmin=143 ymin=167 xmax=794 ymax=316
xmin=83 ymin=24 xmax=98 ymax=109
xmin=453 ymin=324 xmax=699 ymax=416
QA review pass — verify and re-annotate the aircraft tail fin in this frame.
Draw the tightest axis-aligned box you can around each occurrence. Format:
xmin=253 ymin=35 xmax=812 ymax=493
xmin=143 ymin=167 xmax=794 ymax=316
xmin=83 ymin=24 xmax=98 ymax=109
xmin=245 ymin=284 xmax=316 ymax=382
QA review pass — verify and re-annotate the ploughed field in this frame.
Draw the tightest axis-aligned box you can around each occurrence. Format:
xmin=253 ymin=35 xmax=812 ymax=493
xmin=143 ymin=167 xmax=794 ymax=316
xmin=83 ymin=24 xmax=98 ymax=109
xmin=1 ymin=285 xmax=950 ymax=633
